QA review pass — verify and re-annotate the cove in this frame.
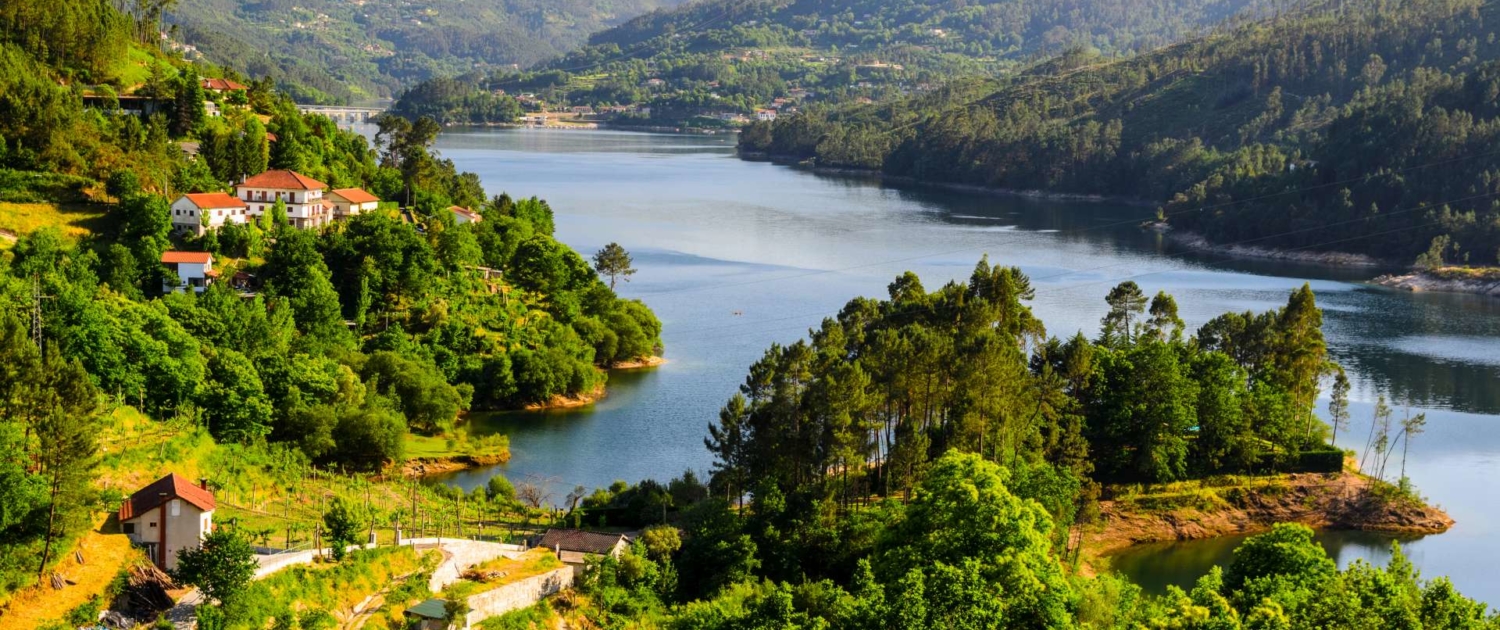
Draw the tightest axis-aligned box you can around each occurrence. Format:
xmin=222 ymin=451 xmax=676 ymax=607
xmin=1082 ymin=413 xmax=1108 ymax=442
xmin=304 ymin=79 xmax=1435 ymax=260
xmin=422 ymin=127 xmax=1500 ymax=603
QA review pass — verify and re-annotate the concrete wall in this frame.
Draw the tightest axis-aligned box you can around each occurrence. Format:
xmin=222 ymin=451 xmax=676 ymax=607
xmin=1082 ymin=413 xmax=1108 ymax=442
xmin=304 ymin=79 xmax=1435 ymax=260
xmin=395 ymin=538 xmax=527 ymax=593
xmin=463 ymin=566 xmax=575 ymax=628
xmin=162 ymin=501 xmax=209 ymax=571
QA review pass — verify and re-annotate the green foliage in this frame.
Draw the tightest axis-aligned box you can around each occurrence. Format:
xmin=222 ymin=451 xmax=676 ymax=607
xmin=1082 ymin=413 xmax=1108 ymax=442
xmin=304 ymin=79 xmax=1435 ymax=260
xmin=744 ymin=0 xmax=1500 ymax=265
xmin=323 ymin=496 xmax=368 ymax=561
xmin=173 ymin=529 xmax=259 ymax=604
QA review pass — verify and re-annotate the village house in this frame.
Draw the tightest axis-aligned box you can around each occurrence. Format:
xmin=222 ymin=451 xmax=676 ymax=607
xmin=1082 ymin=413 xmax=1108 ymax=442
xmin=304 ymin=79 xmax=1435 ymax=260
xmin=160 ymin=251 xmax=217 ymax=293
xmin=756 ymin=108 xmax=778 ymax=121
xmin=200 ymin=78 xmax=248 ymax=94
xmin=570 ymin=105 xmax=596 ymax=116
xmin=170 ymin=192 xmax=248 ymax=236
xmin=536 ymin=529 xmax=630 ymax=566
xmin=119 ymin=473 xmax=216 ymax=571
xmin=325 ymin=188 xmax=381 ymax=219
xmin=235 ymin=169 xmax=333 ymax=229
xmin=450 ymin=206 xmax=482 ymax=225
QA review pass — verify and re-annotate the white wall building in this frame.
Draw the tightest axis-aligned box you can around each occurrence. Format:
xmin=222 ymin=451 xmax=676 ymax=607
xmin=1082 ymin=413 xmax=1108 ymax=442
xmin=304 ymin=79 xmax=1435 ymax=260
xmin=326 ymin=188 xmax=381 ymax=219
xmin=451 ymin=205 xmax=483 ymax=225
xmin=119 ymin=473 xmax=216 ymax=571
xmin=235 ymin=170 xmax=333 ymax=229
xmin=161 ymin=251 xmax=216 ymax=293
xmin=170 ymin=192 xmax=249 ymax=236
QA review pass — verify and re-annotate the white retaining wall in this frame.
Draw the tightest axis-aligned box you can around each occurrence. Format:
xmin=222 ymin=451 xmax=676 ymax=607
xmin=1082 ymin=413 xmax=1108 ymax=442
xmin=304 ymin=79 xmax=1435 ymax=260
xmin=463 ymin=566 xmax=575 ymax=627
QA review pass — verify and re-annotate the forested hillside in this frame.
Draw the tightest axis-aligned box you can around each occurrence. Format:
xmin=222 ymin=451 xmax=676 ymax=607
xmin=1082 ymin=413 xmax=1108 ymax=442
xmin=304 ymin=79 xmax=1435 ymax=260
xmin=0 ymin=0 xmax=660 ymax=602
xmin=742 ymin=0 xmax=1500 ymax=267
xmin=391 ymin=0 xmax=1277 ymax=126
xmin=515 ymin=262 xmax=1490 ymax=628
xmin=157 ymin=0 xmax=690 ymax=103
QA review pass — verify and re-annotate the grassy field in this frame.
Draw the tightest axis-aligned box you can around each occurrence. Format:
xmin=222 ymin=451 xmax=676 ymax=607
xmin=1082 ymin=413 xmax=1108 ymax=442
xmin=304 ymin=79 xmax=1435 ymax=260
xmin=404 ymin=431 xmax=511 ymax=461
xmin=111 ymin=45 xmax=172 ymax=92
xmin=0 ymin=202 xmax=111 ymax=245
xmin=0 ymin=517 xmax=143 ymax=628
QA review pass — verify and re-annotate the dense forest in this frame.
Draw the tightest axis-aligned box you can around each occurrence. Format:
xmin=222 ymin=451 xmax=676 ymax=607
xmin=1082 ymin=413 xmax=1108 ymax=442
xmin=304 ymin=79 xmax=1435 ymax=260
xmin=389 ymin=0 xmax=1280 ymax=126
xmin=0 ymin=0 xmax=659 ymax=599
xmin=742 ymin=0 xmax=1500 ymax=267
xmin=157 ymin=0 xmax=692 ymax=103
xmin=539 ymin=262 xmax=1493 ymax=628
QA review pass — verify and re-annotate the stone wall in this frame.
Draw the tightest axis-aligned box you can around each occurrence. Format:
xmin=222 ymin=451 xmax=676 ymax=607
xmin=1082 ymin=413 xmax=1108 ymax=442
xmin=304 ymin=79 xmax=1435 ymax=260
xmin=463 ymin=566 xmax=575 ymax=627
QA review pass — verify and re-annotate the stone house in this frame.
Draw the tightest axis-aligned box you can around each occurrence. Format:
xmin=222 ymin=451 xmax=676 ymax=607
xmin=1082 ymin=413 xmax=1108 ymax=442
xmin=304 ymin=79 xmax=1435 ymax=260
xmin=536 ymin=529 xmax=629 ymax=566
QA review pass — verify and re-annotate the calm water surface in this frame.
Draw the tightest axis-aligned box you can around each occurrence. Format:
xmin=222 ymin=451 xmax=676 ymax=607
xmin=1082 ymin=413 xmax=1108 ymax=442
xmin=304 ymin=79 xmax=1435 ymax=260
xmin=424 ymin=128 xmax=1500 ymax=603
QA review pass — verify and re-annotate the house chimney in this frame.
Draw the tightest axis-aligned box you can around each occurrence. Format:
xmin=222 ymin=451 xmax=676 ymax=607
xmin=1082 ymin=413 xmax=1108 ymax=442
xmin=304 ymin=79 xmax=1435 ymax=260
xmin=199 ymin=478 xmax=209 ymax=491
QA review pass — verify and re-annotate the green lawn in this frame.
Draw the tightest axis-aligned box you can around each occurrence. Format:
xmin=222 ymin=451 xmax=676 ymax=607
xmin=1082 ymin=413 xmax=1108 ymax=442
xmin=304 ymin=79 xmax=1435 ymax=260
xmin=404 ymin=431 xmax=510 ymax=461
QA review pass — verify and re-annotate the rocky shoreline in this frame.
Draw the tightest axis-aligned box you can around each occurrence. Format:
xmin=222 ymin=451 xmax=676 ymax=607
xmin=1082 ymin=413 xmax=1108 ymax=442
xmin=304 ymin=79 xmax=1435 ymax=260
xmin=400 ymin=453 xmax=510 ymax=478
xmin=1082 ymin=471 xmax=1453 ymax=561
xmin=1374 ymin=270 xmax=1500 ymax=297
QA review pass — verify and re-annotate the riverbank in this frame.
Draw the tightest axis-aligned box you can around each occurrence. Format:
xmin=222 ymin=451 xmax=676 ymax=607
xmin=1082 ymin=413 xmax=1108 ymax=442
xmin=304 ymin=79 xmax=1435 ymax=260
xmin=611 ymin=355 xmax=667 ymax=370
xmin=1374 ymin=267 xmax=1500 ymax=297
xmin=739 ymin=151 xmax=1158 ymax=206
xmin=1080 ymin=470 xmax=1453 ymax=572
xmin=400 ymin=452 xmax=511 ymax=478
xmin=1153 ymin=224 xmax=1382 ymax=267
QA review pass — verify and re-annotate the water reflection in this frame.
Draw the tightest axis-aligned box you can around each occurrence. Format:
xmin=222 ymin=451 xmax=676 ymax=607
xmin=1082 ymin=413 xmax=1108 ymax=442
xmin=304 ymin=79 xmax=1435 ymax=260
xmin=1108 ymin=530 xmax=1427 ymax=595
xmin=431 ymin=127 xmax=1500 ymax=603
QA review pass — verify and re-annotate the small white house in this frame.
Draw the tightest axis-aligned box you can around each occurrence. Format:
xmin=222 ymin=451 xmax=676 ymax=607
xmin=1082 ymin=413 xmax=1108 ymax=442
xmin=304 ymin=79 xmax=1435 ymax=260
xmin=450 ymin=206 xmax=482 ymax=225
xmin=161 ymin=251 xmax=216 ymax=293
xmin=170 ymin=192 xmax=248 ymax=236
xmin=755 ymin=108 xmax=778 ymax=122
xmin=235 ymin=169 xmax=332 ymax=229
xmin=326 ymin=188 xmax=380 ymax=219
xmin=120 ymin=473 xmax=216 ymax=571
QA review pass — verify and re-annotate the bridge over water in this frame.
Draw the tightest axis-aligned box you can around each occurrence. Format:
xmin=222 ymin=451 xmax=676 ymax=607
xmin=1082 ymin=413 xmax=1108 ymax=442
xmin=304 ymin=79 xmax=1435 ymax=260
xmin=297 ymin=105 xmax=386 ymax=124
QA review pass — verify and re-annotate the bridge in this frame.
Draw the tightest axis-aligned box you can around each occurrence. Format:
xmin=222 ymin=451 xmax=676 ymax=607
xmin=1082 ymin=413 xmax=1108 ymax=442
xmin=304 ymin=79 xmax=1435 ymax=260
xmin=297 ymin=105 xmax=387 ymax=124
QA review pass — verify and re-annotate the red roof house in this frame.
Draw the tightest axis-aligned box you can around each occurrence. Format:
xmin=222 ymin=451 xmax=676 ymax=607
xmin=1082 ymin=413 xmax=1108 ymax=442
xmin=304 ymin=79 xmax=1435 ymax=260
xmin=120 ymin=473 xmax=217 ymax=570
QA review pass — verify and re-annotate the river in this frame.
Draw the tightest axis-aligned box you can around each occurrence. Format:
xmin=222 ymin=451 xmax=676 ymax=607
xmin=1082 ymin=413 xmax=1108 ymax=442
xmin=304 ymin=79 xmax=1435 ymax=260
xmin=423 ymin=127 xmax=1500 ymax=603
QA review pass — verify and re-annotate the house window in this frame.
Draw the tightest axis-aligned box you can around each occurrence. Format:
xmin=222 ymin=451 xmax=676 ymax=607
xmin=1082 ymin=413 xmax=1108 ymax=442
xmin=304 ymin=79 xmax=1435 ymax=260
xmin=123 ymin=523 xmax=135 ymax=534
xmin=170 ymin=499 xmax=180 ymax=517
xmin=149 ymin=522 xmax=157 ymax=528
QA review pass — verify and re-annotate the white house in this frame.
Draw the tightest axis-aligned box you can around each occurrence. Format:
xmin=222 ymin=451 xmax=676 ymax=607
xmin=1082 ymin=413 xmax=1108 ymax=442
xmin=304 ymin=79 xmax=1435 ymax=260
xmin=235 ymin=170 xmax=333 ymax=229
xmin=200 ymin=77 xmax=248 ymax=94
xmin=170 ymin=192 xmax=248 ymax=236
xmin=161 ymin=251 xmax=216 ymax=293
xmin=450 ymin=205 xmax=482 ymax=225
xmin=119 ymin=473 xmax=216 ymax=571
xmin=325 ymin=188 xmax=380 ymax=219
xmin=755 ymin=108 xmax=778 ymax=121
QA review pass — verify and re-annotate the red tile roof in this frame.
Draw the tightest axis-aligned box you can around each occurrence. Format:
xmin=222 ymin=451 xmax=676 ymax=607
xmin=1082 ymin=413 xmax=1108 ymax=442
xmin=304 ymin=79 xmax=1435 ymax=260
xmin=160 ymin=251 xmax=213 ymax=265
xmin=239 ymin=170 xmax=326 ymax=190
xmin=330 ymin=188 xmax=380 ymax=204
xmin=119 ymin=473 xmax=216 ymax=521
xmin=182 ymin=192 xmax=247 ymax=209
xmin=201 ymin=78 xmax=247 ymax=91
xmin=449 ymin=206 xmax=481 ymax=221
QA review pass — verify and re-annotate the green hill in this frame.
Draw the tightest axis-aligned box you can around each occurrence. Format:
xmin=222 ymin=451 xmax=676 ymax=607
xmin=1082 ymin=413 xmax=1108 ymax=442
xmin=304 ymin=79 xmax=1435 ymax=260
xmin=163 ymin=0 xmax=692 ymax=103
xmin=742 ymin=0 xmax=1500 ymax=266
xmin=389 ymin=0 xmax=1281 ymax=127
